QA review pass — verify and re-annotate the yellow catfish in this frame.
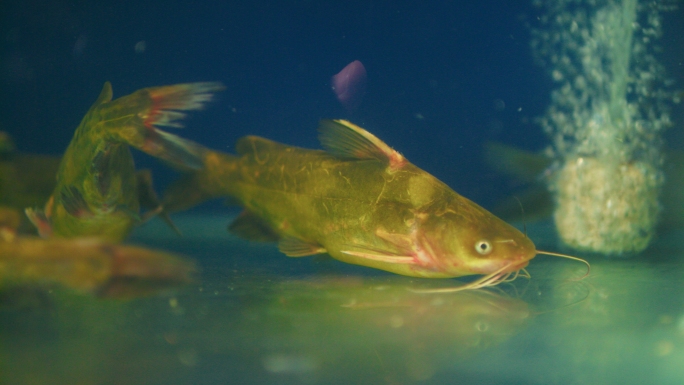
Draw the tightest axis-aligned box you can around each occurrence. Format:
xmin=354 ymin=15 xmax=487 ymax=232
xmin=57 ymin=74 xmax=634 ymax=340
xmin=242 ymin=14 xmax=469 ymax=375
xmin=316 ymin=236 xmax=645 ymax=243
xmin=26 ymin=81 xmax=223 ymax=242
xmin=165 ymin=120 xmax=582 ymax=288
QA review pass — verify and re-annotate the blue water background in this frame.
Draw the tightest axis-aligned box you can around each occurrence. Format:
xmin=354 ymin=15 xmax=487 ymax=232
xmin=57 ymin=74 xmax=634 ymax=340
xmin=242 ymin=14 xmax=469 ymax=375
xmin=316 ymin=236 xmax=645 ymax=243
xmin=1 ymin=0 xmax=683 ymax=210
xmin=3 ymin=3 xmax=684 ymax=384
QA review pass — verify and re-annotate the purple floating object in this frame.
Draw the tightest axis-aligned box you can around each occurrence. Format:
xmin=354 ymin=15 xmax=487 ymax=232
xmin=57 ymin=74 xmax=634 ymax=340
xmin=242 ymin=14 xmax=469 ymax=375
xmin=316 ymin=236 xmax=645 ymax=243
xmin=331 ymin=60 xmax=367 ymax=112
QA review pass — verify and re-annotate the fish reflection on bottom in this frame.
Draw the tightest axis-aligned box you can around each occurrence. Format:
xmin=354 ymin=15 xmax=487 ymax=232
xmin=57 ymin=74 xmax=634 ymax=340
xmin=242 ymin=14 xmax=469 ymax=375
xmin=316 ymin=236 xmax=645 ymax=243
xmin=250 ymin=277 xmax=530 ymax=382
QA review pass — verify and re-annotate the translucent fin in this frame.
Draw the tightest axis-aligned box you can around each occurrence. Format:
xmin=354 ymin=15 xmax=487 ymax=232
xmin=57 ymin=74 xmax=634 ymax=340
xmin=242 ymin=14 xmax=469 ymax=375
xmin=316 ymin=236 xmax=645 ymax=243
xmin=136 ymin=170 xmax=181 ymax=236
xmin=278 ymin=237 xmax=326 ymax=257
xmin=317 ymin=119 xmax=406 ymax=170
xmin=145 ymin=82 xmax=224 ymax=118
xmin=138 ymin=127 xmax=207 ymax=170
xmin=25 ymin=207 xmax=52 ymax=238
xmin=148 ymin=110 xmax=187 ymax=129
xmin=127 ymin=82 xmax=224 ymax=170
xmin=94 ymin=82 xmax=114 ymax=106
xmin=228 ymin=211 xmax=280 ymax=242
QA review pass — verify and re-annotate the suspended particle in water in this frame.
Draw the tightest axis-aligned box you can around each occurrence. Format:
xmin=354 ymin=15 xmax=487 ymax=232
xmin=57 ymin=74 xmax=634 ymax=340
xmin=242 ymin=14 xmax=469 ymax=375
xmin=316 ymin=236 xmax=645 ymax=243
xmin=134 ymin=40 xmax=146 ymax=53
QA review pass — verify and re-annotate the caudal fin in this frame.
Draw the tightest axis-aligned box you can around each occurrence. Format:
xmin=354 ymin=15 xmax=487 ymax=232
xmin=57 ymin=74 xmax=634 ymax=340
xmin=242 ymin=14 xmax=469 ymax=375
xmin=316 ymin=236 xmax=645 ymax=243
xmin=117 ymin=82 xmax=224 ymax=170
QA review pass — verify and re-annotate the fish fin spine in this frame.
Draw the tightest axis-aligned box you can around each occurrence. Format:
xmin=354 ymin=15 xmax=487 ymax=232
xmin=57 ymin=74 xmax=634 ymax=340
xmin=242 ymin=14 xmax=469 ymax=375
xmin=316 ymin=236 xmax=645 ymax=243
xmin=318 ymin=119 xmax=406 ymax=170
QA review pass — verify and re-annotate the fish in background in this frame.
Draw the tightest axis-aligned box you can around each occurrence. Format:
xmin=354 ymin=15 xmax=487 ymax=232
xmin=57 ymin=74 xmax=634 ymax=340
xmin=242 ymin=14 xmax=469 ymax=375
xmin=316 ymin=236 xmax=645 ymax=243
xmin=331 ymin=60 xmax=367 ymax=113
xmin=0 ymin=80 xmax=224 ymax=298
xmin=0 ymin=152 xmax=196 ymax=299
xmin=25 ymin=81 xmax=223 ymax=242
xmin=160 ymin=119 xmax=564 ymax=289
xmin=0 ymin=131 xmax=176 ymax=236
xmin=483 ymin=142 xmax=684 ymax=231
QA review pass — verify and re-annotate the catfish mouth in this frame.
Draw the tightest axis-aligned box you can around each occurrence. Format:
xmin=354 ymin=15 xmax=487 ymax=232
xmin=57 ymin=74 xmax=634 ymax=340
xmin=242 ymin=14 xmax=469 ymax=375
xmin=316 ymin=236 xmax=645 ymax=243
xmin=413 ymin=257 xmax=532 ymax=293
xmin=476 ymin=259 xmax=528 ymax=275
xmin=504 ymin=259 xmax=530 ymax=273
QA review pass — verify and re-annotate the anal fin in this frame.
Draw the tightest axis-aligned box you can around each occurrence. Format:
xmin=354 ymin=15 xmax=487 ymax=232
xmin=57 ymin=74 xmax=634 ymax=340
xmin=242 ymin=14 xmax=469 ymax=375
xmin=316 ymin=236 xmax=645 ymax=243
xmin=278 ymin=237 xmax=326 ymax=257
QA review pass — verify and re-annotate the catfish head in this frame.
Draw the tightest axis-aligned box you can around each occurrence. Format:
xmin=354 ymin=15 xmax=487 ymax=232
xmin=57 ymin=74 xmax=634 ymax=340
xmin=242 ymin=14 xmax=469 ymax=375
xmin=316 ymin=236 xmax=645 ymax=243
xmin=413 ymin=197 xmax=537 ymax=279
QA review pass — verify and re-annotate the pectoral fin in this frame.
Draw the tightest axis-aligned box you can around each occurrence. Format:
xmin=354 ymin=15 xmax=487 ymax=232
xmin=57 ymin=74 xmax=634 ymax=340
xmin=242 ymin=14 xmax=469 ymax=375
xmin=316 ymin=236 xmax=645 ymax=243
xmin=339 ymin=229 xmax=419 ymax=265
xmin=278 ymin=237 xmax=326 ymax=257
xmin=136 ymin=169 xmax=181 ymax=235
xmin=317 ymin=120 xmax=406 ymax=170
xmin=340 ymin=250 xmax=415 ymax=264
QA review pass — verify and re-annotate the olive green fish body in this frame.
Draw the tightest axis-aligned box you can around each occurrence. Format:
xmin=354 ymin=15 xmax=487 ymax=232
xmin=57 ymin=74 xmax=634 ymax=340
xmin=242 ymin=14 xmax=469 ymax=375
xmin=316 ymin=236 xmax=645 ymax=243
xmin=27 ymin=81 xmax=223 ymax=242
xmin=168 ymin=120 xmax=536 ymax=278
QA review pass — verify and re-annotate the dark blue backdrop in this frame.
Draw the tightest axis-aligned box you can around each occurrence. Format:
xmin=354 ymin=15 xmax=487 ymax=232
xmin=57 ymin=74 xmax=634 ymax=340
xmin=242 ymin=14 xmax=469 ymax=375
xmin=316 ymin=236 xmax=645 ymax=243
xmin=2 ymin=0 xmax=683 ymax=210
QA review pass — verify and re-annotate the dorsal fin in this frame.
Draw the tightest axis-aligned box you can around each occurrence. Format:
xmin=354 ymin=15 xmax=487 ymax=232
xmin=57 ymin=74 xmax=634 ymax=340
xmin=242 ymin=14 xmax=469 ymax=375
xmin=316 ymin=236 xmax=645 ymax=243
xmin=317 ymin=119 xmax=406 ymax=170
xmin=94 ymin=82 xmax=114 ymax=105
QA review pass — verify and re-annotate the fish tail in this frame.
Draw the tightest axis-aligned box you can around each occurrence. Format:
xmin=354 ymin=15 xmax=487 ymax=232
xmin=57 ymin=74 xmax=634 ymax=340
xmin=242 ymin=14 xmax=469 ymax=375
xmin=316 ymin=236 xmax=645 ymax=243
xmin=118 ymin=82 xmax=224 ymax=170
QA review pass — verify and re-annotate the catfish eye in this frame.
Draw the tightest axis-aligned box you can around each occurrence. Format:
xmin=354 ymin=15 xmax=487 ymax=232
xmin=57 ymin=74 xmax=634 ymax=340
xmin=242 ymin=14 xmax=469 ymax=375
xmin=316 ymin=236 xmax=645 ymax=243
xmin=475 ymin=240 xmax=492 ymax=255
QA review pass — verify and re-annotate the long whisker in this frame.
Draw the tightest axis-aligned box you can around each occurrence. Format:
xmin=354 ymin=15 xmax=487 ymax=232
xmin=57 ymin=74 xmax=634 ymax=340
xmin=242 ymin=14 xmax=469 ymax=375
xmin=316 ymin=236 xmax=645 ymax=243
xmin=513 ymin=196 xmax=527 ymax=238
xmin=519 ymin=268 xmax=531 ymax=279
xmin=501 ymin=271 xmax=517 ymax=283
xmin=409 ymin=263 xmax=514 ymax=293
xmin=536 ymin=249 xmax=591 ymax=280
